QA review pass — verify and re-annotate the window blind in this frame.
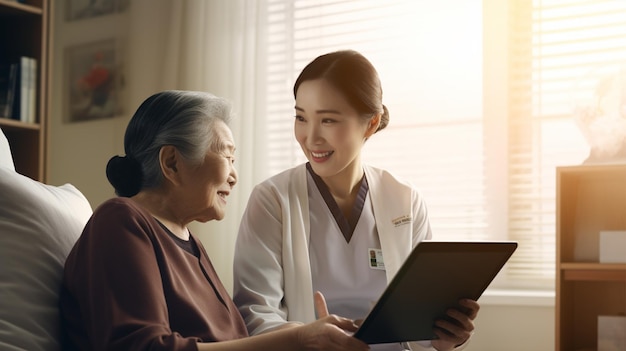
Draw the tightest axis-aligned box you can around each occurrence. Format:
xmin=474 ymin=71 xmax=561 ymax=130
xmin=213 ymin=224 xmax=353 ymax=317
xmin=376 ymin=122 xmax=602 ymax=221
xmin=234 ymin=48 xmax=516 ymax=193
xmin=506 ymin=0 xmax=626 ymax=288
xmin=261 ymin=0 xmax=625 ymax=290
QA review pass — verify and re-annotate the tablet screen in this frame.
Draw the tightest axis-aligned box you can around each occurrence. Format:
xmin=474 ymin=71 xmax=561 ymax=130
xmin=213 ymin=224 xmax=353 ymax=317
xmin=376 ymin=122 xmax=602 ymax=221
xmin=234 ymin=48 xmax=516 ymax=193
xmin=353 ymin=241 xmax=517 ymax=344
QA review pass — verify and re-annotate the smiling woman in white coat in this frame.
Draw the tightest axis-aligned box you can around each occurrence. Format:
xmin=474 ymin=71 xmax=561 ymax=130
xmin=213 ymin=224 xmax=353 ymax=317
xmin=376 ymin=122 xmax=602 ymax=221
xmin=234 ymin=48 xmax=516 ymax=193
xmin=233 ymin=50 xmax=481 ymax=351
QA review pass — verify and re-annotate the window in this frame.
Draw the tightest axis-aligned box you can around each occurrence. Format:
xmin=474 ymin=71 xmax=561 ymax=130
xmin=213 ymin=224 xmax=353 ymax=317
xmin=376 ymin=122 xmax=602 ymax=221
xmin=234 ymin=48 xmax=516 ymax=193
xmin=261 ymin=0 xmax=626 ymax=290
xmin=505 ymin=0 xmax=626 ymax=288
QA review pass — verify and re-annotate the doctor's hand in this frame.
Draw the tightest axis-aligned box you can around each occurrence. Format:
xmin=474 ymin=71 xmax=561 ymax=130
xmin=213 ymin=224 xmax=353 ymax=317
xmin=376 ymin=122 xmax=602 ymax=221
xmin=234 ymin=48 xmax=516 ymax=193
xmin=293 ymin=291 xmax=369 ymax=351
xmin=431 ymin=298 xmax=479 ymax=351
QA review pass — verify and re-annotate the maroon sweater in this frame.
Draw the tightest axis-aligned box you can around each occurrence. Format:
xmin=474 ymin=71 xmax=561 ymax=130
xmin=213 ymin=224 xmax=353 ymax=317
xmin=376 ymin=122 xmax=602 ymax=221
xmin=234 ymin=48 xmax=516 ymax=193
xmin=60 ymin=197 xmax=248 ymax=350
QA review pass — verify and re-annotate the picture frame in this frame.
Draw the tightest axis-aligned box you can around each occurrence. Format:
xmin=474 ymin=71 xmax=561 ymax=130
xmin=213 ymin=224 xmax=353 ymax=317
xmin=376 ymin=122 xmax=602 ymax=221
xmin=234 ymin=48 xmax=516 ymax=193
xmin=64 ymin=38 xmax=125 ymax=123
xmin=66 ymin=0 xmax=130 ymax=22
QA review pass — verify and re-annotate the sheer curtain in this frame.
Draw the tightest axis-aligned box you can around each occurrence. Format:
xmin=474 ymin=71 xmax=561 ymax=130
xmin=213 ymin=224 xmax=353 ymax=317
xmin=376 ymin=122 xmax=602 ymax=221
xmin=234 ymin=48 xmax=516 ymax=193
xmin=147 ymin=0 xmax=270 ymax=291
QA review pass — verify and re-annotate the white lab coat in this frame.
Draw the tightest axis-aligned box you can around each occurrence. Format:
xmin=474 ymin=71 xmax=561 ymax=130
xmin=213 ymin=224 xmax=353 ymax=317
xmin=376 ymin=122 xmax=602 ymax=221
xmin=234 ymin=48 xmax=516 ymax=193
xmin=233 ymin=163 xmax=467 ymax=350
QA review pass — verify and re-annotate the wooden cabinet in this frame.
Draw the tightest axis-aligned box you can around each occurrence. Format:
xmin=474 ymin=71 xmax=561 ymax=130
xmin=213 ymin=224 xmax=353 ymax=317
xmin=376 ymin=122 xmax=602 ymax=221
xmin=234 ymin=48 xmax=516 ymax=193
xmin=556 ymin=164 xmax=626 ymax=351
xmin=0 ymin=0 xmax=51 ymax=181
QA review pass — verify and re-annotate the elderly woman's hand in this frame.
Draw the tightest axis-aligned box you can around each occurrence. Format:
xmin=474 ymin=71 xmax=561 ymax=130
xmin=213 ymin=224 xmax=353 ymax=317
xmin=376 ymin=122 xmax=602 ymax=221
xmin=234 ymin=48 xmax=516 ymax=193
xmin=293 ymin=291 xmax=369 ymax=351
xmin=296 ymin=314 xmax=369 ymax=351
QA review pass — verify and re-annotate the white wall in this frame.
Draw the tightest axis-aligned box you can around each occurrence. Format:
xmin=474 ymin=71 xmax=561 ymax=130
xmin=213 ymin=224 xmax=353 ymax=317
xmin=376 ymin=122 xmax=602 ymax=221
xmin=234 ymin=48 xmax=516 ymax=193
xmin=48 ymin=2 xmax=555 ymax=350
xmin=49 ymin=0 xmax=172 ymax=206
xmin=466 ymin=302 xmax=554 ymax=351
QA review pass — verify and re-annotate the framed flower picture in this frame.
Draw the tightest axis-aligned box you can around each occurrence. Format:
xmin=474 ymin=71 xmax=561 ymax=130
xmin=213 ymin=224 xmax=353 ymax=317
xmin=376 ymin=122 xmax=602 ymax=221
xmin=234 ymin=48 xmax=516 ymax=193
xmin=64 ymin=38 xmax=125 ymax=123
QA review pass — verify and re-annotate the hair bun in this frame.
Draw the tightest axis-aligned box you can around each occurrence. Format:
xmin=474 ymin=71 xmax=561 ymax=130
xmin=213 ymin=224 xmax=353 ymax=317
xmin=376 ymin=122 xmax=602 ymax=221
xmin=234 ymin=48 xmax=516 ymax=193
xmin=106 ymin=155 xmax=143 ymax=197
xmin=377 ymin=105 xmax=390 ymax=132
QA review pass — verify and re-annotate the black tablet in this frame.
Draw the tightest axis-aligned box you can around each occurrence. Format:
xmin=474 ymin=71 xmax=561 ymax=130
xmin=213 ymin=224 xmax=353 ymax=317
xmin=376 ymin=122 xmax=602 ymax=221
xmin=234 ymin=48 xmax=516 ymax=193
xmin=352 ymin=241 xmax=518 ymax=344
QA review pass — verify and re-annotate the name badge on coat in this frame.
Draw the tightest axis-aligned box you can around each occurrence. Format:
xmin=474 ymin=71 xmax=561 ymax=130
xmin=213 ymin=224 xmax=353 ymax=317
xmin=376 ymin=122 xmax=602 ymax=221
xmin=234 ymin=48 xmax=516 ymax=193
xmin=368 ymin=248 xmax=385 ymax=270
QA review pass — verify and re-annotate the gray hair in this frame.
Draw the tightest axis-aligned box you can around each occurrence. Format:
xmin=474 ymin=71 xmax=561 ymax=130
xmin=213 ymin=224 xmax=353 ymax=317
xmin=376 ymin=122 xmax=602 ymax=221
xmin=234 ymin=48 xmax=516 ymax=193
xmin=106 ymin=90 xmax=233 ymax=197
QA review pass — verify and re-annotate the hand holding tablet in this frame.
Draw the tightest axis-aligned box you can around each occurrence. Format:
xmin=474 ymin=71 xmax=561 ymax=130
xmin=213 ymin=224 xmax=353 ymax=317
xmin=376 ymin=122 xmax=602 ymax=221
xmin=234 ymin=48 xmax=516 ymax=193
xmin=353 ymin=241 xmax=518 ymax=344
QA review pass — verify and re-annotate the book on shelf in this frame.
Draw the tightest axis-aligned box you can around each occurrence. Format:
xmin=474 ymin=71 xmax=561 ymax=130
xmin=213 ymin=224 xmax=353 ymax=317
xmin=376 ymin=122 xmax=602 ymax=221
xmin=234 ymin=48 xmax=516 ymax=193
xmin=19 ymin=56 xmax=29 ymax=122
xmin=0 ymin=62 xmax=17 ymax=119
xmin=0 ymin=56 xmax=37 ymax=123
xmin=26 ymin=57 xmax=37 ymax=123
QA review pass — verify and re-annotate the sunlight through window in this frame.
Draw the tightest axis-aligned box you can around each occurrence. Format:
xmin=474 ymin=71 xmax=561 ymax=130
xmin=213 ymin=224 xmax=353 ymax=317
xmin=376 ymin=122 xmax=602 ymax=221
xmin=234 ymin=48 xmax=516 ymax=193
xmin=263 ymin=0 xmax=626 ymax=290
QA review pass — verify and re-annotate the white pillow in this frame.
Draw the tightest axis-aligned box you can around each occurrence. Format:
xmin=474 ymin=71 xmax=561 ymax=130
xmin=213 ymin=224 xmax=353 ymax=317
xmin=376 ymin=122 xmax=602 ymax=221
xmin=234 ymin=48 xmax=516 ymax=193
xmin=0 ymin=167 xmax=92 ymax=351
xmin=0 ymin=127 xmax=15 ymax=171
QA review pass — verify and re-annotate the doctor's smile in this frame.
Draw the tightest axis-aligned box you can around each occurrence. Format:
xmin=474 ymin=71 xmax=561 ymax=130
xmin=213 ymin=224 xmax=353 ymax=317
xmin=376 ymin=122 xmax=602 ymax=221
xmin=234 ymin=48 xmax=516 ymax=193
xmin=310 ymin=150 xmax=334 ymax=162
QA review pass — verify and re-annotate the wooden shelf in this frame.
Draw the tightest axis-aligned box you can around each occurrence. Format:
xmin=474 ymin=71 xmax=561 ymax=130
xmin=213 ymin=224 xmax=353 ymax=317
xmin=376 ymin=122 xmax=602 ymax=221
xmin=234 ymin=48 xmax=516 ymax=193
xmin=0 ymin=0 xmax=50 ymax=181
xmin=0 ymin=117 xmax=41 ymax=131
xmin=561 ymin=262 xmax=626 ymax=270
xmin=0 ymin=1 xmax=42 ymax=14
xmin=560 ymin=263 xmax=626 ymax=282
xmin=556 ymin=164 xmax=626 ymax=351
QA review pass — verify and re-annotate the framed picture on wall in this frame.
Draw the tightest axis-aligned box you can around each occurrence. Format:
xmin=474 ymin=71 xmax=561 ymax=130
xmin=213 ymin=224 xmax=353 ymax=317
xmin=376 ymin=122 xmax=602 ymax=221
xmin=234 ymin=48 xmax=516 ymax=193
xmin=64 ymin=38 xmax=125 ymax=123
xmin=66 ymin=0 xmax=130 ymax=22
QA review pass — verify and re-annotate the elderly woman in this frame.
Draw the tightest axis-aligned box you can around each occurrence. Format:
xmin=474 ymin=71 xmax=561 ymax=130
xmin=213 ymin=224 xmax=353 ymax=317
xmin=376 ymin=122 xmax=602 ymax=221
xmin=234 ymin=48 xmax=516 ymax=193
xmin=60 ymin=90 xmax=368 ymax=351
